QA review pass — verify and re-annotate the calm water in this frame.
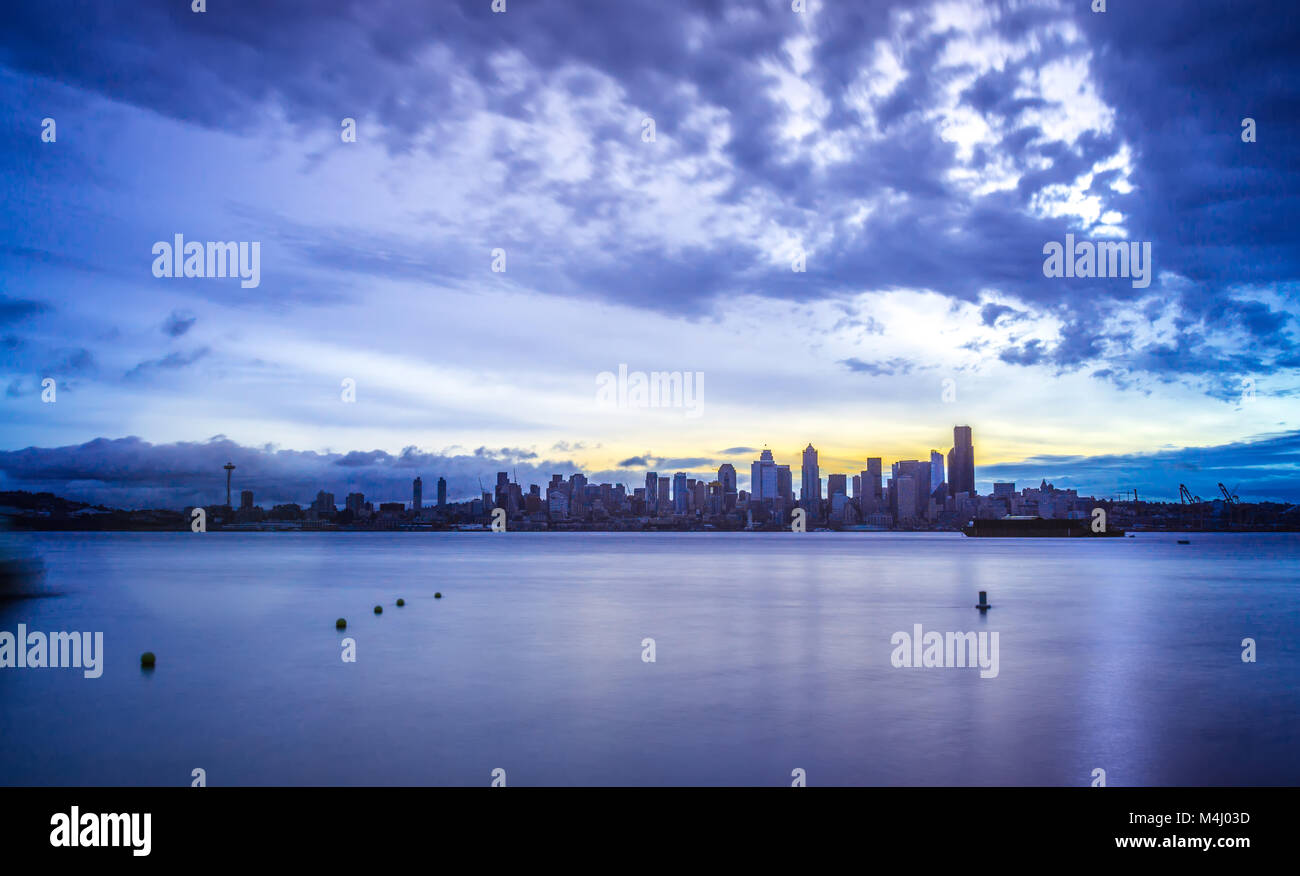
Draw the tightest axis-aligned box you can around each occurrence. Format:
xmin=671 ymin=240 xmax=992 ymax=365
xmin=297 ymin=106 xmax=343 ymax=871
xmin=1 ymin=531 xmax=1297 ymax=786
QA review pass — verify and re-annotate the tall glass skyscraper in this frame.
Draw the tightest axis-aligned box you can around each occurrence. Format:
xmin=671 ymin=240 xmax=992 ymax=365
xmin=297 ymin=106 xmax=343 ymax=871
xmin=947 ymin=426 xmax=975 ymax=497
xmin=801 ymin=444 xmax=821 ymax=517
xmin=749 ymin=449 xmax=779 ymax=502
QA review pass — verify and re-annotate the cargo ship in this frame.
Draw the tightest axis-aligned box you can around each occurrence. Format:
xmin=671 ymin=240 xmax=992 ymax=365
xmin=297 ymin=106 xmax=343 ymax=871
xmin=961 ymin=516 xmax=1125 ymax=538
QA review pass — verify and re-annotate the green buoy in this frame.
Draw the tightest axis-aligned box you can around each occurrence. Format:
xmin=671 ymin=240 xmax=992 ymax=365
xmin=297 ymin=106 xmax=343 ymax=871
xmin=396 ymin=598 xmax=405 ymax=607
xmin=374 ymin=605 xmax=383 ymax=614
xmin=434 ymin=592 xmax=442 ymax=599
xmin=336 ymin=618 xmax=347 ymax=630
xmin=140 ymin=652 xmax=156 ymax=668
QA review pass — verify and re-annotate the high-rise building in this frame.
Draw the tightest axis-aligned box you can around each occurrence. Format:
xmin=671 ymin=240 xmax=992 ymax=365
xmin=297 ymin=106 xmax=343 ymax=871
xmin=892 ymin=460 xmax=931 ymax=521
xmin=947 ymin=426 xmax=975 ymax=497
xmin=777 ymin=465 xmax=793 ymax=505
xmin=240 ymin=490 xmax=254 ymax=511
xmin=896 ymin=475 xmax=917 ymax=523
xmin=546 ymin=485 xmax=569 ymax=519
xmin=993 ymin=482 xmax=1015 ymax=498
xmin=437 ymin=477 xmax=447 ymax=507
xmin=412 ymin=477 xmax=423 ymax=511
xmin=749 ymin=449 xmax=779 ymax=503
xmin=346 ymin=492 xmax=365 ymax=515
xmin=864 ymin=458 xmax=883 ymax=507
xmin=658 ymin=477 xmax=671 ymax=514
xmin=495 ymin=472 xmax=510 ymax=510
xmin=801 ymin=444 xmax=821 ymax=517
xmin=569 ymin=473 xmax=588 ymax=516
xmin=718 ymin=464 xmax=738 ymax=510
xmin=645 ymin=472 xmax=658 ymax=513
xmin=827 ymin=473 xmax=847 ymax=500
xmin=930 ymin=451 xmax=945 ymax=492
xmin=673 ymin=472 xmax=688 ymax=513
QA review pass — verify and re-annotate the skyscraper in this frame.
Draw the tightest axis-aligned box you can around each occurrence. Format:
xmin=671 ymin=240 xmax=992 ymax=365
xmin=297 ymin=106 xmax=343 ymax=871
xmin=658 ymin=477 xmax=671 ymax=514
xmin=437 ymin=477 xmax=447 ymax=507
xmin=866 ymin=458 xmax=882 ymax=500
xmin=777 ymin=465 xmax=793 ymax=505
xmin=749 ymin=449 xmax=778 ymax=503
xmin=827 ymin=473 xmax=847 ymax=500
xmin=930 ymin=450 xmax=945 ymax=492
xmin=645 ymin=472 xmax=658 ymax=513
xmin=718 ymin=464 xmax=737 ymax=510
xmin=896 ymin=475 xmax=917 ymax=523
xmin=412 ymin=477 xmax=422 ymax=511
xmin=673 ymin=472 xmax=688 ymax=513
xmin=240 ymin=490 xmax=254 ymax=511
xmin=892 ymin=460 xmax=931 ymax=520
xmin=801 ymin=444 xmax=821 ymax=518
xmin=947 ymin=426 xmax=975 ymax=497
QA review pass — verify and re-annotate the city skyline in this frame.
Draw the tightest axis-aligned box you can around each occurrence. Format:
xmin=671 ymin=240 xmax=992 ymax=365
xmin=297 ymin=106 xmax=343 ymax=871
xmin=2 ymin=425 xmax=1298 ymax=512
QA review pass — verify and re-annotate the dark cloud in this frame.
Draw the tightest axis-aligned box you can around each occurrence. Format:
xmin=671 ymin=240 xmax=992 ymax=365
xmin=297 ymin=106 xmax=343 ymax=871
xmin=0 ymin=436 xmax=608 ymax=509
xmin=980 ymin=303 xmax=1028 ymax=327
xmin=124 ymin=347 xmax=209 ymax=380
xmin=839 ymin=357 xmax=915 ymax=376
xmin=162 ymin=309 xmax=197 ymax=337
xmin=998 ymin=340 xmax=1046 ymax=366
xmin=0 ymin=0 xmax=1295 ymax=395
xmin=0 ymin=296 xmax=49 ymax=324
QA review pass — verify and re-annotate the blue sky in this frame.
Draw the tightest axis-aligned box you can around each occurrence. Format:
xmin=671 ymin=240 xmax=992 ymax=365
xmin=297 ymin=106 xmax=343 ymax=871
xmin=0 ymin=0 xmax=1297 ymax=507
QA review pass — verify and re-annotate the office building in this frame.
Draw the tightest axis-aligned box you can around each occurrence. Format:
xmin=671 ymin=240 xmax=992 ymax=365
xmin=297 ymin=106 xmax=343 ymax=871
xmin=718 ymin=463 xmax=738 ymax=510
xmin=947 ymin=425 xmax=975 ymax=497
xmin=801 ymin=444 xmax=821 ymax=517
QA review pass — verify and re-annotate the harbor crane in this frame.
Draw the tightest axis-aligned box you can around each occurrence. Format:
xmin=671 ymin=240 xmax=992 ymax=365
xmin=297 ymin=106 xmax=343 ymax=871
xmin=1179 ymin=483 xmax=1204 ymax=530
xmin=1219 ymin=483 xmax=1241 ymax=528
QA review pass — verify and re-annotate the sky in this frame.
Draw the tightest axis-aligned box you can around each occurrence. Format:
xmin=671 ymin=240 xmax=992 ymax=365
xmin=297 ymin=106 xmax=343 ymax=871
xmin=0 ymin=0 xmax=1297 ymax=508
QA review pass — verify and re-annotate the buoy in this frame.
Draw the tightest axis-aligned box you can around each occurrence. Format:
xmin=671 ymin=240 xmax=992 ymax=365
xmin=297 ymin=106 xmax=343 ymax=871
xmin=975 ymin=590 xmax=991 ymax=611
xmin=1177 ymin=539 xmax=1190 ymax=545
xmin=396 ymin=598 xmax=405 ymax=607
xmin=336 ymin=618 xmax=347 ymax=629
xmin=374 ymin=605 xmax=383 ymax=614
xmin=140 ymin=652 xmax=156 ymax=668
xmin=434 ymin=592 xmax=442 ymax=599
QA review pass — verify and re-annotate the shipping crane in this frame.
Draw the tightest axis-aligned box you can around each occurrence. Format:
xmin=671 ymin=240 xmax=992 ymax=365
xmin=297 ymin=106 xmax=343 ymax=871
xmin=1219 ymin=483 xmax=1241 ymax=528
xmin=1179 ymin=484 xmax=1204 ymax=530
